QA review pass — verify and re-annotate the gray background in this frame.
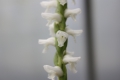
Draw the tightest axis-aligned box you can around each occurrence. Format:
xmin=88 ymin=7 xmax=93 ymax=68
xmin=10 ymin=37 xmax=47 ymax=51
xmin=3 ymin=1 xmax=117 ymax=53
xmin=92 ymin=0 xmax=120 ymax=80
xmin=0 ymin=0 xmax=120 ymax=80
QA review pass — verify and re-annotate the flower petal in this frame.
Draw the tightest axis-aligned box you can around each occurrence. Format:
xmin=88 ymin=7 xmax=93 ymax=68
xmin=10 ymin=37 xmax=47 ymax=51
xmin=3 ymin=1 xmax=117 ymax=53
xmin=43 ymin=65 xmax=63 ymax=80
xmin=64 ymin=8 xmax=81 ymax=21
xmin=44 ymin=65 xmax=56 ymax=80
xmin=63 ymin=51 xmax=81 ymax=73
xmin=48 ymin=73 xmax=56 ymax=80
xmin=63 ymin=55 xmax=81 ymax=63
xmin=69 ymin=63 xmax=77 ymax=73
xmin=38 ymin=37 xmax=55 ymax=53
xmin=41 ymin=13 xmax=61 ymax=26
xmin=40 ymin=0 xmax=57 ymax=12
xmin=66 ymin=27 xmax=83 ymax=42
xmin=56 ymin=30 xmax=68 ymax=47
xmin=48 ymin=23 xmax=55 ymax=36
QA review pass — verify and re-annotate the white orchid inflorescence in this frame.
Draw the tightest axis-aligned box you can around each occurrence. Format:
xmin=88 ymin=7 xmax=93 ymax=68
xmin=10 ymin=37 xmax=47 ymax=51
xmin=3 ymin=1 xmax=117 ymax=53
xmin=38 ymin=0 xmax=82 ymax=80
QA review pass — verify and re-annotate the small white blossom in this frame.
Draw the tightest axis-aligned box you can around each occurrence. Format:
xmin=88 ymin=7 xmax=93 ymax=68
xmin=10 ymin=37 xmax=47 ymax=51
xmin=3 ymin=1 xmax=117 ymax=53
xmin=41 ymin=13 xmax=61 ymax=26
xmin=40 ymin=0 xmax=57 ymax=12
xmin=65 ymin=27 xmax=83 ymax=42
xmin=48 ymin=23 xmax=55 ymax=36
xmin=43 ymin=65 xmax=63 ymax=80
xmin=56 ymin=30 xmax=68 ymax=47
xmin=63 ymin=51 xmax=81 ymax=73
xmin=58 ymin=0 xmax=67 ymax=5
xmin=38 ymin=37 xmax=55 ymax=53
xmin=64 ymin=8 xmax=81 ymax=21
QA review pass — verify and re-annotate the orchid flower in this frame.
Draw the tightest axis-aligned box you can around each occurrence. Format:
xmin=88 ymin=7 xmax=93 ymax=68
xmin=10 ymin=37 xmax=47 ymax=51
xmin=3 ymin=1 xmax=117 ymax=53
xmin=64 ymin=8 xmax=81 ymax=21
xmin=58 ymin=0 xmax=67 ymax=5
xmin=41 ymin=13 xmax=61 ymax=26
xmin=38 ymin=37 xmax=55 ymax=53
xmin=43 ymin=65 xmax=63 ymax=80
xmin=65 ymin=27 xmax=83 ymax=42
xmin=40 ymin=0 xmax=57 ymax=12
xmin=63 ymin=51 xmax=81 ymax=73
xmin=56 ymin=30 xmax=68 ymax=47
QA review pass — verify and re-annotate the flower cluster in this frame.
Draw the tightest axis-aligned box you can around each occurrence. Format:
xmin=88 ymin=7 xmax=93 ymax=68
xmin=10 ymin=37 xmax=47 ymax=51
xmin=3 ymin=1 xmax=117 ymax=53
xmin=38 ymin=0 xmax=82 ymax=80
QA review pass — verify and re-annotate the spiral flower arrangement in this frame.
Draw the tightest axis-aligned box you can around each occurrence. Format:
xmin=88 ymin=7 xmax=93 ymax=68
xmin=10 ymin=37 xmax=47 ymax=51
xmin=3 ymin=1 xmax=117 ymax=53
xmin=38 ymin=0 xmax=83 ymax=80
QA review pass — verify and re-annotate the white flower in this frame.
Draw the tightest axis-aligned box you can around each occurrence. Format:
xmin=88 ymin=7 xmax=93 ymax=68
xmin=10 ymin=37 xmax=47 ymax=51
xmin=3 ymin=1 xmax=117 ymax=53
xmin=43 ymin=65 xmax=63 ymax=80
xmin=41 ymin=13 xmax=61 ymax=26
xmin=48 ymin=23 xmax=55 ymax=36
xmin=40 ymin=0 xmax=57 ymax=12
xmin=56 ymin=30 xmax=68 ymax=47
xmin=38 ymin=37 xmax=55 ymax=53
xmin=64 ymin=8 xmax=81 ymax=21
xmin=58 ymin=0 xmax=67 ymax=5
xmin=63 ymin=51 xmax=81 ymax=73
xmin=65 ymin=27 xmax=83 ymax=42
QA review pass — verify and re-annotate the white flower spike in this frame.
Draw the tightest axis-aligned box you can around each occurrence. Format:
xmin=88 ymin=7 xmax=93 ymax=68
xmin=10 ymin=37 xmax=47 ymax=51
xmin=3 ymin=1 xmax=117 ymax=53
xmin=40 ymin=0 xmax=57 ymax=12
xmin=66 ymin=27 xmax=83 ymax=42
xmin=64 ymin=8 xmax=81 ymax=21
xmin=58 ymin=0 xmax=67 ymax=5
xmin=43 ymin=65 xmax=63 ymax=80
xmin=63 ymin=51 xmax=81 ymax=73
xmin=56 ymin=30 xmax=68 ymax=47
xmin=38 ymin=37 xmax=55 ymax=53
xmin=41 ymin=13 xmax=61 ymax=26
xmin=39 ymin=0 xmax=82 ymax=79
xmin=48 ymin=23 xmax=55 ymax=36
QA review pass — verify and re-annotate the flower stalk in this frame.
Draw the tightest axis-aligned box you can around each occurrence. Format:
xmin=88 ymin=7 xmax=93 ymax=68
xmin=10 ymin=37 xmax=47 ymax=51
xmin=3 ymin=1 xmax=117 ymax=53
xmin=54 ymin=2 xmax=68 ymax=79
xmin=39 ymin=0 xmax=82 ymax=80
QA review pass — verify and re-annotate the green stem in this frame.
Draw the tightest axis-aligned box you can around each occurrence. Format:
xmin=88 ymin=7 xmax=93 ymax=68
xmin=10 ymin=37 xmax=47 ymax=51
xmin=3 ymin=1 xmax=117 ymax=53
xmin=54 ymin=1 xmax=68 ymax=80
